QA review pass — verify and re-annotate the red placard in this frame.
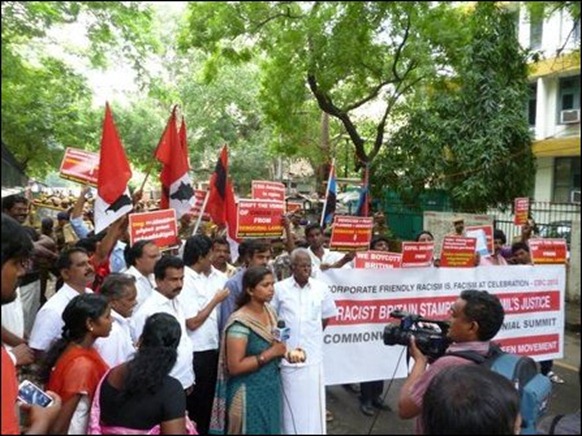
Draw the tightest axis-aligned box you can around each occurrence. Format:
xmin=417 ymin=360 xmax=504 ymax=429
xmin=401 ymin=242 xmax=435 ymax=268
xmin=286 ymin=201 xmax=303 ymax=214
xmin=251 ymin=181 xmax=286 ymax=203
xmin=236 ymin=199 xmax=285 ymax=238
xmin=190 ymin=189 xmax=210 ymax=219
xmin=514 ymin=197 xmax=530 ymax=226
xmin=439 ymin=236 xmax=477 ymax=267
xmin=528 ymin=239 xmax=567 ymax=265
xmin=129 ymin=209 xmax=179 ymax=250
xmin=329 ymin=216 xmax=373 ymax=252
xmin=354 ymin=251 xmax=402 ymax=269
xmin=465 ymin=224 xmax=493 ymax=255
xmin=59 ymin=147 xmax=100 ymax=186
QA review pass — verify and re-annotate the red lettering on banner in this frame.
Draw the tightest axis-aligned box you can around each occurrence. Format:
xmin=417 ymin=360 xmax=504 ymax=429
xmin=329 ymin=296 xmax=456 ymax=326
xmin=496 ymin=291 xmax=560 ymax=314
xmin=495 ymin=334 xmax=560 ymax=356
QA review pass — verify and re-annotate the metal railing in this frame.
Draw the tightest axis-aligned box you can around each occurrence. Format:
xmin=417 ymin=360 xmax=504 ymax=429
xmin=490 ymin=202 xmax=580 ymax=245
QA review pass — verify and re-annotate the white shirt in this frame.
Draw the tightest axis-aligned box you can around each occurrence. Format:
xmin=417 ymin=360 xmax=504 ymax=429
xmin=29 ymin=283 xmax=93 ymax=351
xmin=1 ymin=287 xmax=24 ymax=343
xmin=180 ymin=266 xmax=227 ymax=352
xmin=130 ymin=290 xmax=195 ymax=389
xmin=308 ymin=247 xmax=349 ymax=279
xmin=126 ymin=266 xmax=156 ymax=313
xmin=271 ymin=276 xmax=337 ymax=367
xmin=94 ymin=309 xmax=135 ymax=367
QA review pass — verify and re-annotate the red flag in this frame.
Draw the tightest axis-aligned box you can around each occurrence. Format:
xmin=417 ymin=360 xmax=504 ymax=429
xmin=94 ymin=103 xmax=133 ymax=234
xmin=207 ymin=145 xmax=239 ymax=245
xmin=155 ymin=108 xmax=194 ymax=218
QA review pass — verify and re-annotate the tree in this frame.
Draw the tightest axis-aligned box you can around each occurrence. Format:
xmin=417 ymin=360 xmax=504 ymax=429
xmin=376 ymin=2 xmax=535 ymax=213
xmin=1 ymin=1 xmax=157 ymax=177
xmin=178 ymin=2 xmax=466 ymax=170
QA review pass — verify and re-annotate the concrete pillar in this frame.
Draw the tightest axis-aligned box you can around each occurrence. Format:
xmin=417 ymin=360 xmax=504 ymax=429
xmin=567 ymin=217 xmax=580 ymax=303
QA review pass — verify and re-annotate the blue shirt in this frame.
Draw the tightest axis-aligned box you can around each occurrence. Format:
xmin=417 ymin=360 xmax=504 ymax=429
xmin=109 ymin=241 xmax=127 ymax=273
xmin=69 ymin=216 xmax=90 ymax=239
xmin=218 ymin=268 xmax=245 ymax=336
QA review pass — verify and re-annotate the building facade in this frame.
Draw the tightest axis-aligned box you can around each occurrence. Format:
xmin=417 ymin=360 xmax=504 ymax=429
xmin=519 ymin=6 xmax=580 ymax=204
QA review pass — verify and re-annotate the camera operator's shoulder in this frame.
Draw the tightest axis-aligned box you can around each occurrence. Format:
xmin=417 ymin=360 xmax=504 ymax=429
xmin=431 ymin=356 xmax=474 ymax=369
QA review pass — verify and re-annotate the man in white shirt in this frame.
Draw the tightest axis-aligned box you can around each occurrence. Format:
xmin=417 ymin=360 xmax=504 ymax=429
xmin=94 ymin=273 xmax=137 ymax=367
xmin=211 ymin=236 xmax=237 ymax=278
xmin=124 ymin=240 xmax=159 ymax=312
xmin=272 ymin=248 xmax=338 ymax=435
xmin=130 ymin=255 xmax=195 ymax=393
xmin=305 ymin=223 xmax=354 ymax=279
xmin=181 ymin=235 xmax=229 ymax=434
xmin=29 ymin=247 xmax=94 ymax=358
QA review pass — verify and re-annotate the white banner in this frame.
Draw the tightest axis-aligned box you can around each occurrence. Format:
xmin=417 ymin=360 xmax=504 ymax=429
xmin=319 ymin=265 xmax=566 ymax=385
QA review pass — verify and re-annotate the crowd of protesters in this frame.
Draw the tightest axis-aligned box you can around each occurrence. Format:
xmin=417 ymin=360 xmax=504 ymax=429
xmin=1 ymin=188 xmax=574 ymax=435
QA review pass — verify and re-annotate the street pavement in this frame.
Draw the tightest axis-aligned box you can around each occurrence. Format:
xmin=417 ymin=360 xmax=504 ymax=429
xmin=327 ymin=329 xmax=581 ymax=435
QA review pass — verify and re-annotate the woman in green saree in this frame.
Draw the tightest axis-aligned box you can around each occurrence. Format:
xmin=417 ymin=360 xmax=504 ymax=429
xmin=209 ymin=266 xmax=287 ymax=435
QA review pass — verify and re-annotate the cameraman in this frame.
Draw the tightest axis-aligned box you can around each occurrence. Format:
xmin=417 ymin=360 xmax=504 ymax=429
xmin=398 ymin=289 xmax=504 ymax=432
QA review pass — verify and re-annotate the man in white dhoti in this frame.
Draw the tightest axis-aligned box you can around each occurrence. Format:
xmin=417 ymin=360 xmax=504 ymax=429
xmin=271 ymin=248 xmax=337 ymax=435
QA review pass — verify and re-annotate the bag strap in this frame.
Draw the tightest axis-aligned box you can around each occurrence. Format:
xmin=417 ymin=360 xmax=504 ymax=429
xmin=548 ymin=414 xmax=564 ymax=434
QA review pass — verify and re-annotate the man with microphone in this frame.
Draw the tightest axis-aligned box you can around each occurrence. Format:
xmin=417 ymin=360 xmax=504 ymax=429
xmin=271 ymin=248 xmax=337 ymax=434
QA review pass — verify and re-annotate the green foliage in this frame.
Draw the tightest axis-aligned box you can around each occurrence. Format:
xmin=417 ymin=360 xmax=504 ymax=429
xmin=179 ymin=1 xmax=466 ymax=170
xmin=1 ymin=1 xmax=156 ymax=177
xmin=378 ymin=3 xmax=535 ymax=213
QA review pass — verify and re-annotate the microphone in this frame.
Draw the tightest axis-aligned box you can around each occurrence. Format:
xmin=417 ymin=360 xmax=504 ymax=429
xmin=272 ymin=320 xmax=290 ymax=343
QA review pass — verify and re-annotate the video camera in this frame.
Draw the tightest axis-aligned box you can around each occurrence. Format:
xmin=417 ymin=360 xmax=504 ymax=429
xmin=383 ymin=310 xmax=451 ymax=361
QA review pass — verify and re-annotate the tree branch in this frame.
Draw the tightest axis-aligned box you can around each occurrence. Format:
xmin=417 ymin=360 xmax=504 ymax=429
xmin=307 ymin=73 xmax=367 ymax=164
xmin=343 ymin=79 xmax=394 ymax=112
xmin=392 ymin=13 xmax=411 ymax=82
xmin=250 ymin=5 xmax=303 ymax=32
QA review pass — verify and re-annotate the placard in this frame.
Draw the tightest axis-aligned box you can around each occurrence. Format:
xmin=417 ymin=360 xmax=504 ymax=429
xmin=129 ymin=209 xmax=178 ymax=250
xmin=329 ymin=216 xmax=373 ymax=252
xmin=439 ymin=236 xmax=477 ymax=267
xmin=236 ymin=199 xmax=285 ymax=238
xmin=59 ymin=147 xmax=100 ymax=186
xmin=514 ymin=197 xmax=530 ymax=226
xmin=401 ymin=242 xmax=434 ymax=268
xmin=251 ymin=180 xmax=286 ymax=203
xmin=190 ymin=189 xmax=210 ymax=219
xmin=529 ymin=239 xmax=568 ymax=265
xmin=286 ymin=201 xmax=303 ymax=214
xmin=354 ymin=251 xmax=402 ymax=269
xmin=466 ymin=224 xmax=493 ymax=256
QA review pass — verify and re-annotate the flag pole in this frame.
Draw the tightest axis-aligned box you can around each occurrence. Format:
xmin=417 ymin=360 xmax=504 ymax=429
xmin=192 ymin=189 xmax=210 ymax=236
xmin=320 ymin=158 xmax=335 ymax=227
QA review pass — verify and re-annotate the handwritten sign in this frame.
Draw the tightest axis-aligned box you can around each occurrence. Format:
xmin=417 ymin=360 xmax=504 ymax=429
xmin=59 ymin=147 xmax=100 ymax=186
xmin=236 ymin=199 xmax=285 ymax=238
xmin=514 ymin=197 xmax=530 ymax=226
xmin=251 ymin=181 xmax=286 ymax=203
xmin=129 ymin=209 xmax=178 ymax=250
xmin=439 ymin=236 xmax=477 ymax=268
xmin=401 ymin=242 xmax=435 ymax=268
xmin=329 ymin=216 xmax=373 ymax=252
xmin=529 ymin=239 xmax=568 ymax=265
xmin=354 ymin=251 xmax=402 ymax=269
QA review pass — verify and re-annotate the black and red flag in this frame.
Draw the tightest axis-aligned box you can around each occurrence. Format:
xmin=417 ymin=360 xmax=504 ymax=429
xmin=155 ymin=107 xmax=194 ymax=218
xmin=207 ymin=145 xmax=240 ymax=254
